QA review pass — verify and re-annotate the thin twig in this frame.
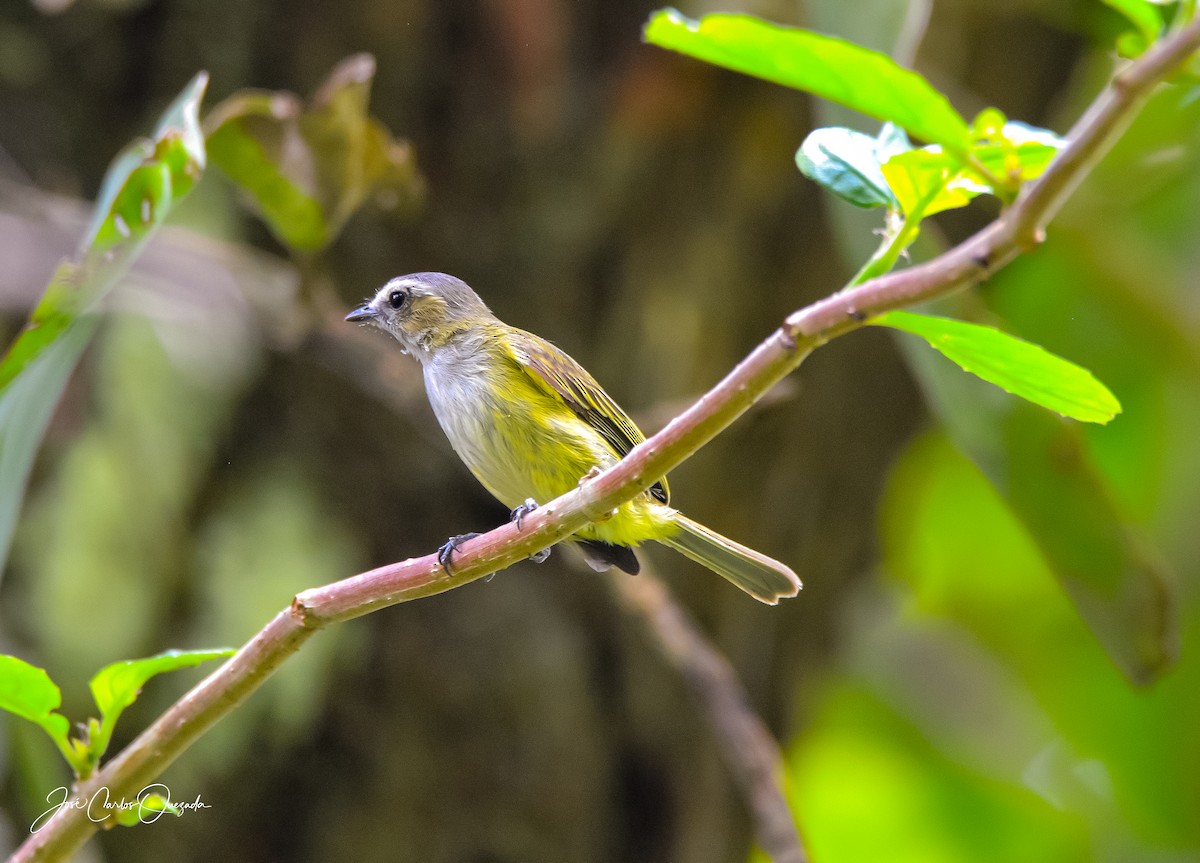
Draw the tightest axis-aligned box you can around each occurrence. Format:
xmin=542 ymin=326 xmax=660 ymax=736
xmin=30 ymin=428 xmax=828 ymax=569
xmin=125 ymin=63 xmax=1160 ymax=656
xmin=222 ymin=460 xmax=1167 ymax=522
xmin=11 ymin=16 xmax=1200 ymax=863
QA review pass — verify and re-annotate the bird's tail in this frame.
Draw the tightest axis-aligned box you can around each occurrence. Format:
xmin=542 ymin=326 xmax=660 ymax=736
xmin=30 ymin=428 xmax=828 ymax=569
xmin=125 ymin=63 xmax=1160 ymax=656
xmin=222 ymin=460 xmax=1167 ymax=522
xmin=659 ymin=514 xmax=801 ymax=605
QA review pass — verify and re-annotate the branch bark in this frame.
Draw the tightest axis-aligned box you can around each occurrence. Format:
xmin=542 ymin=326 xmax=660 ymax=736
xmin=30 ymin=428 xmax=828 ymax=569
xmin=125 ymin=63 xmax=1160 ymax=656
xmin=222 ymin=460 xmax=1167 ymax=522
xmin=610 ymin=570 xmax=806 ymax=863
xmin=11 ymin=17 xmax=1200 ymax=863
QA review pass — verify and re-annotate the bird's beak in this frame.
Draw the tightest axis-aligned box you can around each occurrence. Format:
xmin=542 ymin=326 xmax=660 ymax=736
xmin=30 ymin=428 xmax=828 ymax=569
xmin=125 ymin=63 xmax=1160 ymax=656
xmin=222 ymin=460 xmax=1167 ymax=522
xmin=345 ymin=304 xmax=377 ymax=323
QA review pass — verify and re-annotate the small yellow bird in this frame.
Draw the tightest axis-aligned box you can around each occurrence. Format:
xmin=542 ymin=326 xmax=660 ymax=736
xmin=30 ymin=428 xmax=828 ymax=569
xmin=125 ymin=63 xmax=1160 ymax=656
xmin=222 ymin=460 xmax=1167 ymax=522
xmin=347 ymin=273 xmax=800 ymax=604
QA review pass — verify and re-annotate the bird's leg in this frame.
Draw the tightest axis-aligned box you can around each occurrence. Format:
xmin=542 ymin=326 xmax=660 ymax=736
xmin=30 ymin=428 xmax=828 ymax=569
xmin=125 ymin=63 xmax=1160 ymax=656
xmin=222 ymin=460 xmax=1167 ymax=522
xmin=437 ymin=532 xmax=481 ymax=573
xmin=510 ymin=498 xmax=553 ymax=564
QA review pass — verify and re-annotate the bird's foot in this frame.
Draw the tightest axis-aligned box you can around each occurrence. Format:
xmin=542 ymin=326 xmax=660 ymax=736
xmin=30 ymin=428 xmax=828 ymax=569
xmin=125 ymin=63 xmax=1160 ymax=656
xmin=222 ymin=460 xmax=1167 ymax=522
xmin=437 ymin=532 xmax=481 ymax=573
xmin=509 ymin=499 xmax=552 ymax=563
xmin=510 ymin=498 xmax=539 ymax=529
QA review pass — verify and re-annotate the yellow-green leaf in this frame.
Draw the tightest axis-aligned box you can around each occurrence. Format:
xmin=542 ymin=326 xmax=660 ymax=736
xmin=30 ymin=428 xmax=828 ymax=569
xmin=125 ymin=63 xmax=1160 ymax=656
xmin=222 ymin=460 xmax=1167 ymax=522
xmin=644 ymin=9 xmax=972 ymax=157
xmin=204 ymin=54 xmax=422 ymax=253
xmin=90 ymin=648 xmax=235 ymax=720
xmin=0 ymin=655 xmax=75 ymax=765
xmin=874 ymin=311 xmax=1122 ymax=424
xmin=0 ymin=73 xmax=208 ymax=574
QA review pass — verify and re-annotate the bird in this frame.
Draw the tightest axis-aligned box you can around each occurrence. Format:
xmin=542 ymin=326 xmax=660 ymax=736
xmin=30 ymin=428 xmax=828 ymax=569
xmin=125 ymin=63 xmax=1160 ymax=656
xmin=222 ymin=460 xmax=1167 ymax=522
xmin=346 ymin=272 xmax=801 ymax=604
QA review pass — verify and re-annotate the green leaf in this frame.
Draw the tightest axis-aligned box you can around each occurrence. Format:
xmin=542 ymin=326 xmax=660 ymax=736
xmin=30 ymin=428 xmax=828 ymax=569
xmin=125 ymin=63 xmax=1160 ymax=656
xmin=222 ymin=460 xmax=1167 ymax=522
xmin=644 ymin=9 xmax=972 ymax=156
xmin=90 ymin=648 xmax=234 ymax=721
xmin=896 ymin=335 xmax=1173 ymax=682
xmin=204 ymin=92 xmax=327 ymax=250
xmin=84 ymin=71 xmax=208 ymax=251
xmin=796 ymin=127 xmax=903 ymax=208
xmin=0 ymin=262 xmax=86 ymax=393
xmin=0 ymin=655 xmax=75 ymax=764
xmin=972 ymin=120 xmax=1065 ymax=185
xmin=0 ymin=306 xmax=96 ymax=591
xmin=881 ymin=148 xmax=981 ymax=218
xmin=111 ymin=792 xmax=181 ymax=827
xmin=205 ymin=53 xmax=422 ymax=253
xmin=0 ymin=648 xmax=232 ymax=777
xmin=0 ymin=73 xmax=208 ymax=574
xmin=879 ymin=120 xmax=1064 ymax=218
xmin=153 ymin=71 xmax=208 ymax=197
xmin=972 ymin=106 xmax=1008 ymax=139
xmin=1100 ymin=0 xmax=1163 ymax=49
xmin=1 ymin=73 xmax=208 ymax=388
xmin=0 ymin=655 xmax=69 ymax=736
xmin=79 ymin=647 xmax=233 ymax=774
xmin=873 ymin=311 xmax=1122 ymax=424
xmin=88 ymin=162 xmax=172 ymax=252
xmin=971 ymin=140 xmax=1061 ymax=185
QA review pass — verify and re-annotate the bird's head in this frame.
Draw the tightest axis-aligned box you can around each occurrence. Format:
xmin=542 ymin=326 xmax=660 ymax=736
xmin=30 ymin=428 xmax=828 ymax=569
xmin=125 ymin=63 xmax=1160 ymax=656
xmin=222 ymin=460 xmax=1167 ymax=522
xmin=346 ymin=272 xmax=495 ymax=357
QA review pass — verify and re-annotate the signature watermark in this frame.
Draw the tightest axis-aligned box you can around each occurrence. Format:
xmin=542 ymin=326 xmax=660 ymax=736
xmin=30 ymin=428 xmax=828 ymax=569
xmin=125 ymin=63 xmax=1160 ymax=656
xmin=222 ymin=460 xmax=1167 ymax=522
xmin=30 ymin=784 xmax=211 ymax=833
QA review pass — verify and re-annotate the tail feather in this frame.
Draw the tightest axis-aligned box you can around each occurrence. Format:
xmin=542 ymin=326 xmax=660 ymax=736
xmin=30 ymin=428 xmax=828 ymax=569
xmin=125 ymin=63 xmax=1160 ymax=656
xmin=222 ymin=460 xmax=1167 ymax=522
xmin=575 ymin=539 xmax=640 ymax=575
xmin=660 ymin=514 xmax=801 ymax=605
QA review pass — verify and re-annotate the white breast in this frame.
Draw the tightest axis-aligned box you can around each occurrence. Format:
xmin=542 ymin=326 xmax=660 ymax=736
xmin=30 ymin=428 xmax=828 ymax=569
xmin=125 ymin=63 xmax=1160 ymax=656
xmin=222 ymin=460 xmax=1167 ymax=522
xmin=420 ymin=338 xmax=615 ymax=509
xmin=422 ymin=344 xmax=531 ymax=506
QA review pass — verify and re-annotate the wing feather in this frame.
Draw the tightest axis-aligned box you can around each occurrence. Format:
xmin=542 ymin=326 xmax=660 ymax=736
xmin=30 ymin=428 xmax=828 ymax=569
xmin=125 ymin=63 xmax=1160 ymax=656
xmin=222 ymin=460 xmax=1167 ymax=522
xmin=510 ymin=330 xmax=669 ymax=504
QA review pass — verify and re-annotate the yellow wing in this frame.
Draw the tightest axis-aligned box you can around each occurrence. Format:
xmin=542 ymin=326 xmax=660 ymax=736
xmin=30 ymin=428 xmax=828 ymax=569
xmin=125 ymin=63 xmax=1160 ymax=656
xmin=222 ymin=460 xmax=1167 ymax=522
xmin=509 ymin=329 xmax=670 ymax=505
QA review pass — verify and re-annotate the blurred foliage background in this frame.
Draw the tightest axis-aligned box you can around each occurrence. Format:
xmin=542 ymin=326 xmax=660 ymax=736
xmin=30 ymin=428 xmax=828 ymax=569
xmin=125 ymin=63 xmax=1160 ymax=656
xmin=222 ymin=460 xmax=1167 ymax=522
xmin=1 ymin=0 xmax=1199 ymax=861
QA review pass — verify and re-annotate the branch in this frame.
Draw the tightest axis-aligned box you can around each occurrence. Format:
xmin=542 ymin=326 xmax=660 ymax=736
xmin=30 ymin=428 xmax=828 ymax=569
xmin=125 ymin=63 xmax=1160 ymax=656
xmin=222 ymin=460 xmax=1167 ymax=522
xmin=12 ymin=18 xmax=1200 ymax=863
xmin=609 ymin=570 xmax=805 ymax=863
xmin=786 ymin=23 xmax=1200 ymax=343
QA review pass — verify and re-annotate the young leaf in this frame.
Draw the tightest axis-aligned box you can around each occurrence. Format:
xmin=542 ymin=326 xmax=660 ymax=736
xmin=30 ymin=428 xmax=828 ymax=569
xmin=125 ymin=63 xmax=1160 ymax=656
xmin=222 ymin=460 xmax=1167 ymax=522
xmin=972 ymin=121 xmax=1065 ymax=185
xmin=989 ymin=119 xmax=1064 ymax=148
xmin=205 ymin=53 xmax=422 ymax=254
xmin=879 ymin=121 xmax=1064 ymax=218
xmin=795 ymin=127 xmax=901 ymax=208
xmin=111 ymin=793 xmax=181 ymax=827
xmin=881 ymin=148 xmax=981 ymax=217
xmin=0 ymin=655 xmax=70 ymax=738
xmin=90 ymin=648 xmax=235 ymax=721
xmin=78 ymin=647 xmax=233 ymax=776
xmin=873 ymin=310 xmax=1122 ymax=424
xmin=0 ymin=655 xmax=78 ymax=767
xmin=643 ymin=9 xmax=972 ymax=157
xmin=972 ymin=140 xmax=1061 ymax=184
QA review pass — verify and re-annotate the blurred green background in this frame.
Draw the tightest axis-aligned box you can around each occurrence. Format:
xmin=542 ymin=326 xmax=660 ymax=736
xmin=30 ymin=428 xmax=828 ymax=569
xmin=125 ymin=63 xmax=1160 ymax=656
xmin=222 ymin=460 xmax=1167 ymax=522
xmin=2 ymin=0 xmax=1199 ymax=861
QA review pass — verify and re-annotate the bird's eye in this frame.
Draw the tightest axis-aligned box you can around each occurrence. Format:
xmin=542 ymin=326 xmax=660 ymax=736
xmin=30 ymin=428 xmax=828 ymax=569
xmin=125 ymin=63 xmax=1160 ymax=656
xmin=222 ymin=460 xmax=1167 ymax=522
xmin=388 ymin=290 xmax=407 ymax=310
